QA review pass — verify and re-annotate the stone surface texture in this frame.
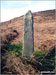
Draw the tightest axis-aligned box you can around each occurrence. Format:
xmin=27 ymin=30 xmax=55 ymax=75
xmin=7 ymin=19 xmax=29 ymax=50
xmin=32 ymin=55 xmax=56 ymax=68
xmin=22 ymin=10 xmax=34 ymax=58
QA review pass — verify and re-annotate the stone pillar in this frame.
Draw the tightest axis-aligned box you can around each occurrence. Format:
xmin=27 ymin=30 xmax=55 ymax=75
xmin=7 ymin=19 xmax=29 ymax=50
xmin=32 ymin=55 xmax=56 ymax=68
xmin=22 ymin=10 xmax=34 ymax=58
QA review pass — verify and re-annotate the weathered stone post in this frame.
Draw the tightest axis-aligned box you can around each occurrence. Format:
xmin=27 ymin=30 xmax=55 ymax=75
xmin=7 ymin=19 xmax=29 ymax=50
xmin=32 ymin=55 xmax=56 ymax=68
xmin=22 ymin=10 xmax=34 ymax=58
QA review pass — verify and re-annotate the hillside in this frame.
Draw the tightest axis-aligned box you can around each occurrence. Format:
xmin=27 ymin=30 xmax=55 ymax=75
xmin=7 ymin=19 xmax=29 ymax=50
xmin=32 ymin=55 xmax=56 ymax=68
xmin=1 ymin=9 xmax=55 ymax=74
xmin=1 ymin=9 xmax=55 ymax=51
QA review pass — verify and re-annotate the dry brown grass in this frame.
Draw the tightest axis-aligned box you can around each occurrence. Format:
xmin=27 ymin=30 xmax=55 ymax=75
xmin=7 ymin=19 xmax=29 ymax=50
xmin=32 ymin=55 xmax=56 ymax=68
xmin=0 ymin=9 xmax=55 ymax=51
xmin=2 ymin=54 xmax=40 ymax=74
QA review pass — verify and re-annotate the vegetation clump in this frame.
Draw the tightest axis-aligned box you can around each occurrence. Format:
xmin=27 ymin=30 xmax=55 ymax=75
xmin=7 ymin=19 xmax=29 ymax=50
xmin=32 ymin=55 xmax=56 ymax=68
xmin=1 ymin=44 xmax=55 ymax=74
xmin=3 ymin=43 xmax=22 ymax=56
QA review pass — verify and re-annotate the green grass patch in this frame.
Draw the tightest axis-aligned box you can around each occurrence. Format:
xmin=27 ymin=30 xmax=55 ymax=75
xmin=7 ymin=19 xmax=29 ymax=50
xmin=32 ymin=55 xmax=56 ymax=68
xmin=4 ymin=43 xmax=22 ymax=56
xmin=34 ymin=49 xmax=55 ymax=70
xmin=34 ymin=50 xmax=48 ymax=56
xmin=34 ymin=50 xmax=48 ymax=62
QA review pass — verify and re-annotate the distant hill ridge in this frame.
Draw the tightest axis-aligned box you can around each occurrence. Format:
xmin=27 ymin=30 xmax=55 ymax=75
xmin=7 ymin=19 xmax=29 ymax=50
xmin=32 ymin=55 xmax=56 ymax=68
xmin=1 ymin=9 xmax=55 ymax=51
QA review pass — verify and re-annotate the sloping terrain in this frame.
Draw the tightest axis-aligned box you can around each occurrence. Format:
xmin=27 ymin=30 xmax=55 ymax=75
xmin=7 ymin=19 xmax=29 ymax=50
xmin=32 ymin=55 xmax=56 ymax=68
xmin=1 ymin=47 xmax=55 ymax=74
xmin=0 ymin=9 xmax=55 ymax=51
xmin=2 ymin=54 xmax=40 ymax=74
xmin=1 ymin=9 xmax=55 ymax=74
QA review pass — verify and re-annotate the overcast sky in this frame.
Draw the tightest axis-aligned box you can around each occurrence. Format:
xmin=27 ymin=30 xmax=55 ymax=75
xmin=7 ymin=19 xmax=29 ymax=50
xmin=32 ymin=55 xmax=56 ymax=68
xmin=1 ymin=0 xmax=55 ymax=22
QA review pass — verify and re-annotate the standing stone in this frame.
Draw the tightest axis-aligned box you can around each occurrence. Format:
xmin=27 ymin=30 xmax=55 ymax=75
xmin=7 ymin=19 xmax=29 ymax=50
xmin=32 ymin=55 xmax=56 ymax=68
xmin=22 ymin=10 xmax=34 ymax=58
